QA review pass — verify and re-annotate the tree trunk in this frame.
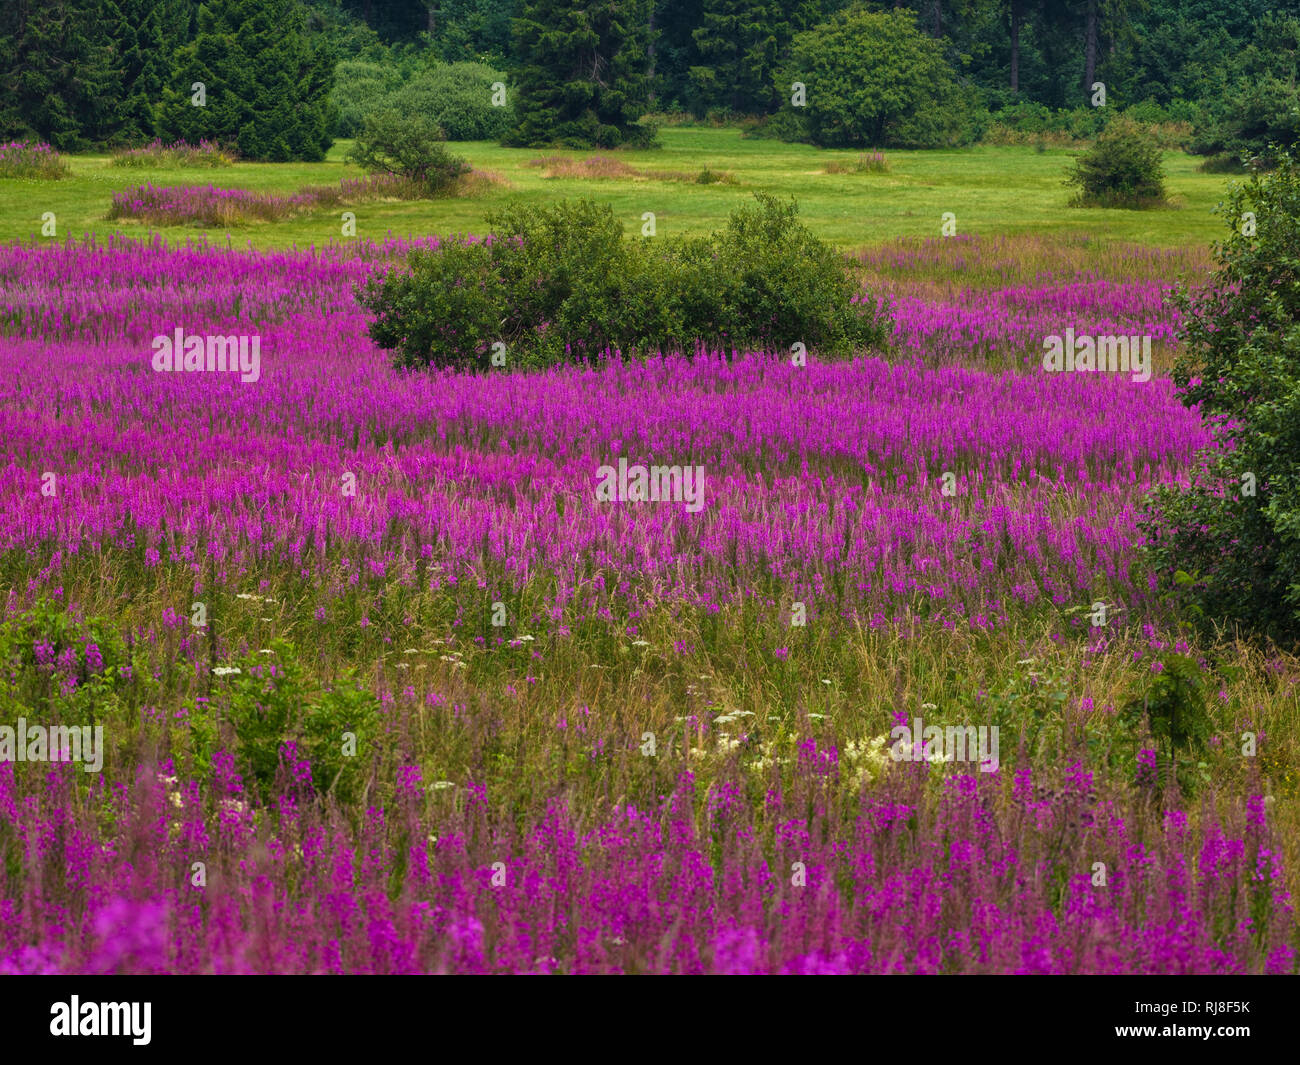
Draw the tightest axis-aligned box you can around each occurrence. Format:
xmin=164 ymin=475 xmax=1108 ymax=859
xmin=647 ymin=4 xmax=656 ymax=106
xmin=931 ymin=1 xmax=943 ymax=37
xmin=1010 ymin=0 xmax=1021 ymax=93
xmin=1084 ymin=0 xmax=1098 ymax=92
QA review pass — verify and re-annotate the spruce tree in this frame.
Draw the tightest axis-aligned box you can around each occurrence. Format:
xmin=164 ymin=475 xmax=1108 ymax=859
xmin=504 ymin=0 xmax=654 ymax=149
xmin=156 ymin=0 xmax=336 ymax=161
xmin=689 ymin=0 xmax=820 ymax=116
xmin=113 ymin=0 xmax=193 ymax=143
xmin=0 ymin=0 xmax=123 ymax=150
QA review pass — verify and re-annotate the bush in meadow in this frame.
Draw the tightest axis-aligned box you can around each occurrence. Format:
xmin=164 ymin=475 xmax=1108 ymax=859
xmin=1142 ymin=152 xmax=1300 ymax=645
xmin=0 ymin=141 xmax=68 ymax=180
xmin=1065 ymin=117 xmax=1167 ymax=208
xmin=1190 ymin=77 xmax=1300 ymax=169
xmin=357 ymin=193 xmax=890 ymax=371
xmin=347 ymin=110 xmax=470 ymax=196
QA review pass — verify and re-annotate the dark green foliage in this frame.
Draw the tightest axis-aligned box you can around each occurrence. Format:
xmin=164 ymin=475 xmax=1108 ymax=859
xmin=110 ymin=0 xmax=193 ymax=143
xmin=156 ymin=0 xmax=336 ymax=162
xmin=775 ymin=8 xmax=977 ymax=149
xmin=356 ymin=193 xmax=891 ymax=371
xmin=504 ymin=0 xmax=656 ymax=148
xmin=0 ymin=0 xmax=124 ymax=151
xmin=1189 ymin=14 xmax=1300 ymax=166
xmin=346 ymin=110 xmax=471 ymax=193
xmin=1141 ymin=154 xmax=1300 ymax=645
xmin=1191 ymin=77 xmax=1300 ymax=168
xmin=332 ymin=59 xmax=407 ymax=137
xmin=1064 ymin=116 xmax=1167 ymax=207
xmin=688 ymin=1 xmax=822 ymax=117
xmin=393 ymin=62 xmax=514 ymax=141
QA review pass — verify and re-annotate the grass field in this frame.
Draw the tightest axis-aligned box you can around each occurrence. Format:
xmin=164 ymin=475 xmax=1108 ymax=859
xmin=0 ymin=127 xmax=1237 ymax=251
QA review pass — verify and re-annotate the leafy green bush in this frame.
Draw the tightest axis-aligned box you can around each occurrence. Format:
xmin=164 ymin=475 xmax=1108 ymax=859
xmin=775 ymin=8 xmax=977 ymax=149
xmin=213 ymin=639 xmax=379 ymax=803
xmin=332 ymin=59 xmax=406 ymax=138
xmin=392 ymin=62 xmax=514 ymax=142
xmin=346 ymin=110 xmax=470 ymax=195
xmin=1065 ymin=117 xmax=1166 ymax=207
xmin=357 ymin=193 xmax=891 ymax=371
xmin=1141 ymin=153 xmax=1300 ymax=645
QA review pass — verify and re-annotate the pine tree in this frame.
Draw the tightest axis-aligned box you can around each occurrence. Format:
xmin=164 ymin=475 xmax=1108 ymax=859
xmin=504 ymin=0 xmax=654 ymax=148
xmin=156 ymin=0 xmax=336 ymax=161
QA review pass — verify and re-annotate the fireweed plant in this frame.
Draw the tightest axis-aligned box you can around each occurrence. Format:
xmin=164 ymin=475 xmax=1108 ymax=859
xmin=0 ymin=232 xmax=1295 ymax=973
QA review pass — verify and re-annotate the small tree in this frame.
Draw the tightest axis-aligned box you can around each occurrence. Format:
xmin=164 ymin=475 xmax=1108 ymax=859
xmin=347 ymin=110 xmax=470 ymax=195
xmin=1140 ymin=152 xmax=1300 ymax=644
xmin=1065 ymin=117 xmax=1167 ymax=208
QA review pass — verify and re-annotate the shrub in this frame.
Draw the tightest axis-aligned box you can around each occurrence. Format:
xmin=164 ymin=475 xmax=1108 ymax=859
xmin=0 ymin=140 xmax=68 ymax=179
xmin=694 ymin=165 xmax=736 ymax=184
xmin=331 ymin=59 xmax=406 ymax=138
xmin=1197 ymin=154 xmax=1249 ymax=174
xmin=356 ymin=194 xmax=891 ymax=371
xmin=1190 ymin=16 xmax=1300 ymax=166
xmin=346 ymin=110 xmax=470 ymax=195
xmin=1118 ymin=654 xmax=1213 ymax=795
xmin=1144 ymin=154 xmax=1300 ymax=644
xmin=691 ymin=193 xmax=885 ymax=356
xmin=1140 ymin=153 xmax=1300 ymax=645
xmin=1065 ymin=117 xmax=1167 ymax=208
xmin=392 ymin=62 xmax=513 ymax=142
xmin=742 ymin=109 xmax=810 ymax=143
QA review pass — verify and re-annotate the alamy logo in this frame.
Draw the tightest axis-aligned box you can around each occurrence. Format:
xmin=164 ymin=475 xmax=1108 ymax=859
xmin=595 ymin=458 xmax=705 ymax=513
xmin=0 ymin=718 xmax=103 ymax=772
xmin=890 ymin=717 xmax=999 ymax=772
xmin=50 ymin=997 xmax=151 ymax=1045
xmin=1042 ymin=328 xmax=1152 ymax=383
xmin=151 ymin=327 xmax=261 ymax=383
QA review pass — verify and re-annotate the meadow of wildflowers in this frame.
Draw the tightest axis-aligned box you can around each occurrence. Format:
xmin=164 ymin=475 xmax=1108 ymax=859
xmin=0 ymin=231 xmax=1294 ymax=975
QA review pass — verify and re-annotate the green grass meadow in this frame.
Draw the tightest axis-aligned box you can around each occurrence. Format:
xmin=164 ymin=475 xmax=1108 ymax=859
xmin=0 ymin=127 xmax=1236 ymax=251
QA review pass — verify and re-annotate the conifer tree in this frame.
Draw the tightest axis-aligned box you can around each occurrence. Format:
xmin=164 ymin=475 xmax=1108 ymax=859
xmin=504 ymin=0 xmax=654 ymax=148
xmin=156 ymin=0 xmax=336 ymax=161
xmin=0 ymin=0 xmax=123 ymax=150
